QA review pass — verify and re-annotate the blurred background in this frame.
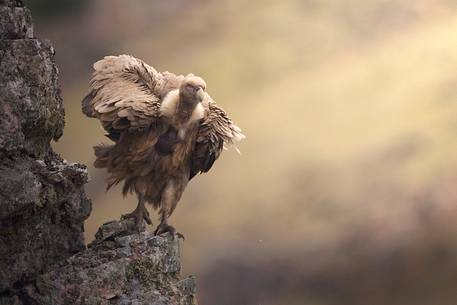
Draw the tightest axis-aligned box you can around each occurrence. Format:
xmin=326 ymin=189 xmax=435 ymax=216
xmin=26 ymin=0 xmax=457 ymax=304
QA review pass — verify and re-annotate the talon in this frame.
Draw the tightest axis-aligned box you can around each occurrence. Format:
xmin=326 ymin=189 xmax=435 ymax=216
xmin=143 ymin=209 xmax=152 ymax=225
xmin=120 ymin=211 xmax=137 ymax=222
xmin=120 ymin=203 xmax=151 ymax=232
xmin=153 ymin=225 xmax=161 ymax=236
xmin=154 ymin=223 xmax=184 ymax=240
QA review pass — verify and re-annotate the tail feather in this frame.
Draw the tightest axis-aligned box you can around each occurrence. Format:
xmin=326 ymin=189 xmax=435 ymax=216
xmin=106 ymin=175 xmax=123 ymax=191
xmin=94 ymin=144 xmax=130 ymax=192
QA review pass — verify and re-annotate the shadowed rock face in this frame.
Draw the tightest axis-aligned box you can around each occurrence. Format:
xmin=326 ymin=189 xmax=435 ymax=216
xmin=0 ymin=2 xmax=197 ymax=304
xmin=0 ymin=0 xmax=91 ymax=295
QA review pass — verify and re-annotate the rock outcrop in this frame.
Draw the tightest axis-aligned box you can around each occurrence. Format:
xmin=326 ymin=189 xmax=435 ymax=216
xmin=0 ymin=1 xmax=197 ymax=304
xmin=0 ymin=0 xmax=91 ymax=295
xmin=10 ymin=220 xmax=197 ymax=305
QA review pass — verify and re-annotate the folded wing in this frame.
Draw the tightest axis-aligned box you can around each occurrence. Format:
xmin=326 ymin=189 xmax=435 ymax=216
xmin=190 ymin=95 xmax=245 ymax=179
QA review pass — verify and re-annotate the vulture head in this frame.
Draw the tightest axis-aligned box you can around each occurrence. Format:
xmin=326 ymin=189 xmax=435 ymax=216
xmin=180 ymin=74 xmax=206 ymax=104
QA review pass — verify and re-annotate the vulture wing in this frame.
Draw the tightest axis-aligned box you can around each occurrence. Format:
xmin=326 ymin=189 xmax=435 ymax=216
xmin=190 ymin=95 xmax=245 ymax=179
xmin=81 ymin=55 xmax=182 ymax=140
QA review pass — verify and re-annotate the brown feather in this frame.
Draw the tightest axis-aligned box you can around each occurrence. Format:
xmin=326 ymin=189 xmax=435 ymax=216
xmin=81 ymin=55 xmax=244 ymax=226
xmin=81 ymin=55 xmax=183 ymax=133
xmin=190 ymin=96 xmax=245 ymax=179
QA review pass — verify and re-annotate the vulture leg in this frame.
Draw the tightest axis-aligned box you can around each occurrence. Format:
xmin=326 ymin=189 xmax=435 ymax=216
xmin=153 ymin=179 xmax=186 ymax=239
xmin=121 ymin=194 xmax=152 ymax=231
xmin=154 ymin=212 xmax=184 ymax=240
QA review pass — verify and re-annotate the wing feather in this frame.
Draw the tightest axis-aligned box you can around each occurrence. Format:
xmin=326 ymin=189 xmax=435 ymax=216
xmin=190 ymin=95 xmax=245 ymax=179
xmin=81 ymin=55 xmax=179 ymax=136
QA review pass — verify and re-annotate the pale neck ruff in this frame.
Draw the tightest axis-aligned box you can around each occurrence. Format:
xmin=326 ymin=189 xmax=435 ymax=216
xmin=160 ymin=89 xmax=205 ymax=125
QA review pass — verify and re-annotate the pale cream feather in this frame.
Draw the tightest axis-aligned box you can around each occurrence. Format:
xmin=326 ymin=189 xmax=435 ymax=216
xmin=189 ymin=103 xmax=205 ymax=123
xmin=159 ymin=89 xmax=180 ymax=118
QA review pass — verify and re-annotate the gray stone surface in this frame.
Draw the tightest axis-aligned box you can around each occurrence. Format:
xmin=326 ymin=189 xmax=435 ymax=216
xmin=0 ymin=38 xmax=64 ymax=157
xmin=23 ymin=221 xmax=197 ymax=305
xmin=0 ymin=0 xmax=90 ymax=296
xmin=0 ymin=2 xmax=197 ymax=304
xmin=0 ymin=2 xmax=32 ymax=39
xmin=0 ymin=156 xmax=91 ymax=292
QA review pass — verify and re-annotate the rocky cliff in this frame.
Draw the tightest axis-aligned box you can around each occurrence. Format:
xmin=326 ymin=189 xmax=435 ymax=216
xmin=0 ymin=1 xmax=196 ymax=304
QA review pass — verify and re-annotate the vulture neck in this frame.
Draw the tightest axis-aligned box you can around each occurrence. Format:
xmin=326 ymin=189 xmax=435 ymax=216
xmin=176 ymin=94 xmax=204 ymax=126
xmin=176 ymin=98 xmax=198 ymax=124
xmin=160 ymin=89 xmax=204 ymax=127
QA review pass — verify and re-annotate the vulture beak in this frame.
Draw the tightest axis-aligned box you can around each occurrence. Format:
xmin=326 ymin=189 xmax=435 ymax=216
xmin=197 ymin=87 xmax=204 ymax=100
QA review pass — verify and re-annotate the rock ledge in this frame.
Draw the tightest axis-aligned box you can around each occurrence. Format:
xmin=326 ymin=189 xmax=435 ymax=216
xmin=24 ymin=220 xmax=197 ymax=305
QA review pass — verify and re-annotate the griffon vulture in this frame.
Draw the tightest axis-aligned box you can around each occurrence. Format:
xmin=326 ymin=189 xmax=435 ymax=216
xmin=82 ymin=55 xmax=244 ymax=237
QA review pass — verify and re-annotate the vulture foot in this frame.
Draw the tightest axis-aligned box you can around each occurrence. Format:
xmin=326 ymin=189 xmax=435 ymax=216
xmin=121 ymin=204 xmax=152 ymax=231
xmin=154 ymin=223 xmax=185 ymax=240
